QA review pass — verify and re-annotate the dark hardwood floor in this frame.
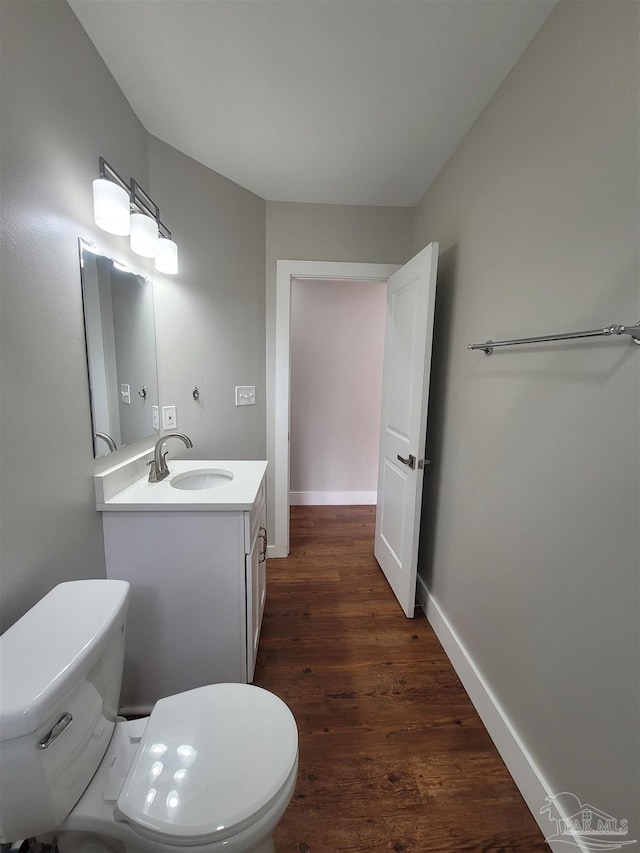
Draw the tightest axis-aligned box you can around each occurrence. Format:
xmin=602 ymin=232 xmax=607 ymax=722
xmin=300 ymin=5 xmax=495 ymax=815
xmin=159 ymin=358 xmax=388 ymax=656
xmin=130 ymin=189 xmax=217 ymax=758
xmin=253 ymin=505 xmax=551 ymax=853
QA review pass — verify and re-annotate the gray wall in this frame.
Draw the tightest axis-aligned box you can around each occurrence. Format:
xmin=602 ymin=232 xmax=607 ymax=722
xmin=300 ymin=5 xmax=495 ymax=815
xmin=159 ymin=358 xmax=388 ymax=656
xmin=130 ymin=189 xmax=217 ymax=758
xmin=148 ymin=136 xmax=266 ymax=460
xmin=0 ymin=0 xmax=149 ymax=632
xmin=265 ymin=201 xmax=414 ymax=530
xmin=414 ymin=0 xmax=639 ymax=829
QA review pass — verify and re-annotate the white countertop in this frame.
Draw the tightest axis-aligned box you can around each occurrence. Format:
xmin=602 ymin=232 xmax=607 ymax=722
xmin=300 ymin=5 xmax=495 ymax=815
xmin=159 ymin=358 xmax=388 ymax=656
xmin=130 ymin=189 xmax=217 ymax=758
xmin=96 ymin=459 xmax=267 ymax=512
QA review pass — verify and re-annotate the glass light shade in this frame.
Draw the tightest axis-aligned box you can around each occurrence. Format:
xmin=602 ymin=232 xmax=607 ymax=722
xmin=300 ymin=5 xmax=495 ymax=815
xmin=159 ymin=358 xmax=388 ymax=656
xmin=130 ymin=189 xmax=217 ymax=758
xmin=155 ymin=237 xmax=179 ymax=275
xmin=93 ymin=178 xmax=130 ymax=236
xmin=130 ymin=213 xmax=159 ymax=258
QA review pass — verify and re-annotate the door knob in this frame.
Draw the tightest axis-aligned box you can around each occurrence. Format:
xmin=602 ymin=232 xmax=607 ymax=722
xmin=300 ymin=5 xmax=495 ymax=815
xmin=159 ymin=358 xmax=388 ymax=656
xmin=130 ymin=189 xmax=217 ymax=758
xmin=397 ymin=453 xmax=416 ymax=469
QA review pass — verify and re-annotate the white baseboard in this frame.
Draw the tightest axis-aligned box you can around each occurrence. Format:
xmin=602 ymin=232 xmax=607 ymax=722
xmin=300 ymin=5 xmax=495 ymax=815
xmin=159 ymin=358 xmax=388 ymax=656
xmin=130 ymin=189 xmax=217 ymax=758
xmin=267 ymin=543 xmax=287 ymax=559
xmin=416 ymin=575 xmax=590 ymax=853
xmin=289 ymin=490 xmax=376 ymax=506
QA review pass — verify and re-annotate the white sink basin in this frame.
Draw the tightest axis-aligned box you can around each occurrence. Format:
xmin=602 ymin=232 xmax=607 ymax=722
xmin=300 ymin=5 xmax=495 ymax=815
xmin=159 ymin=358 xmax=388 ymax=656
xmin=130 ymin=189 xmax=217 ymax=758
xmin=170 ymin=468 xmax=234 ymax=491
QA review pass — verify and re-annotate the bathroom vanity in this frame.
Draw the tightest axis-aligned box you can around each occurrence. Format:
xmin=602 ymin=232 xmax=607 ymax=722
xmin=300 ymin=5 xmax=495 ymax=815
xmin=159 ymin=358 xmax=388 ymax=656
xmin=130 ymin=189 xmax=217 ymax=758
xmin=95 ymin=454 xmax=267 ymax=714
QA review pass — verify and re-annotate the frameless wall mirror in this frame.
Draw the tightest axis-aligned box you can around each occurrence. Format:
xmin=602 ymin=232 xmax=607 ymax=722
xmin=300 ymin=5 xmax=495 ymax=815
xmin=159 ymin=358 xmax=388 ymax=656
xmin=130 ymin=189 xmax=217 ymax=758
xmin=79 ymin=239 xmax=159 ymax=457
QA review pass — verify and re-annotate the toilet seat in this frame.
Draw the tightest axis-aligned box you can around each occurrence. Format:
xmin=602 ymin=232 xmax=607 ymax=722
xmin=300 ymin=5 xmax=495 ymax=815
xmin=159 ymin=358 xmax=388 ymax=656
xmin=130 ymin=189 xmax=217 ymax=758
xmin=115 ymin=684 xmax=298 ymax=847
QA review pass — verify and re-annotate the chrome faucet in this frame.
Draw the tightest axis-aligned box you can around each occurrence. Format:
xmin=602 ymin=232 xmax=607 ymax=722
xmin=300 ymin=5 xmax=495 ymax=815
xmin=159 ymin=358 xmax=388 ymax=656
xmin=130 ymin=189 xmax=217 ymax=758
xmin=148 ymin=433 xmax=193 ymax=482
xmin=94 ymin=432 xmax=117 ymax=453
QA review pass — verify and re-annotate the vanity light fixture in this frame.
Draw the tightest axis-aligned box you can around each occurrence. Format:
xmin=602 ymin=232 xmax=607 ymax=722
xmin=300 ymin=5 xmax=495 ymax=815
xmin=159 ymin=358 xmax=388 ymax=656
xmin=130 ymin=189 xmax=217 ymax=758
xmin=156 ymin=235 xmax=179 ymax=275
xmin=129 ymin=178 xmax=159 ymax=259
xmin=92 ymin=157 xmax=179 ymax=274
xmin=93 ymin=162 xmax=130 ymax=236
xmin=130 ymin=211 xmax=159 ymax=258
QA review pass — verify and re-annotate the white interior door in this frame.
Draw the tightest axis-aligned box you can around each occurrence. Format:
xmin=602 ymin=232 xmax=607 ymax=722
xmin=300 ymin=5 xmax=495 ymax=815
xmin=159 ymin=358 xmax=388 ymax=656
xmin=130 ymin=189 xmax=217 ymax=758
xmin=374 ymin=242 xmax=438 ymax=617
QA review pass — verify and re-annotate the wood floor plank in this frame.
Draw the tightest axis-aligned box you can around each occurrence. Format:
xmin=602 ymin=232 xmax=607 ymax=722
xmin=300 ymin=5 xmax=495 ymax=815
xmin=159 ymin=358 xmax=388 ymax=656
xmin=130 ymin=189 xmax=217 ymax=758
xmin=253 ymin=506 xmax=550 ymax=853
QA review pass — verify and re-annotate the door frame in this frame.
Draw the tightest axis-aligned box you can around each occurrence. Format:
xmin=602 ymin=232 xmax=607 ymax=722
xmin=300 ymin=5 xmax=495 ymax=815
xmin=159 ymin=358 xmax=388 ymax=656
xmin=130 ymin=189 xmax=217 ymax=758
xmin=272 ymin=260 xmax=400 ymax=557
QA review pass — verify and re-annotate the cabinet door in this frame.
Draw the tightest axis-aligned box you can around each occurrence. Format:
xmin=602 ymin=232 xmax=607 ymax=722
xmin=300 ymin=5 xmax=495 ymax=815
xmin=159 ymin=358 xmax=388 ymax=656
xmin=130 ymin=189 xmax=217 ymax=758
xmin=258 ymin=504 xmax=267 ymax=624
xmin=246 ymin=499 xmax=267 ymax=681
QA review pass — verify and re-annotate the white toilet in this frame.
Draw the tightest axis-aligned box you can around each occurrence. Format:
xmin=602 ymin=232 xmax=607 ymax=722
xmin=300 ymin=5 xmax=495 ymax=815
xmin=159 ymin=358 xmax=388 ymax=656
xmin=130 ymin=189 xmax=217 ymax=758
xmin=0 ymin=580 xmax=298 ymax=853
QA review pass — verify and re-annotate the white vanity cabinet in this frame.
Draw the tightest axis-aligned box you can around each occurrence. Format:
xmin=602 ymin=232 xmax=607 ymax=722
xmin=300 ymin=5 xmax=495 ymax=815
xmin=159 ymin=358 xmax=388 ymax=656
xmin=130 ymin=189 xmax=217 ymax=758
xmin=97 ymin=459 xmax=267 ymax=715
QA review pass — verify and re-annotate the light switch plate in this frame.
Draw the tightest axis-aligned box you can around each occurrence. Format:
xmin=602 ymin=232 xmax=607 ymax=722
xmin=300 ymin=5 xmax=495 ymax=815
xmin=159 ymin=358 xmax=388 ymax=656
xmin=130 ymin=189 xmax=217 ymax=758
xmin=120 ymin=384 xmax=131 ymax=405
xmin=152 ymin=406 xmax=159 ymax=430
xmin=162 ymin=405 xmax=177 ymax=429
xmin=235 ymin=386 xmax=256 ymax=406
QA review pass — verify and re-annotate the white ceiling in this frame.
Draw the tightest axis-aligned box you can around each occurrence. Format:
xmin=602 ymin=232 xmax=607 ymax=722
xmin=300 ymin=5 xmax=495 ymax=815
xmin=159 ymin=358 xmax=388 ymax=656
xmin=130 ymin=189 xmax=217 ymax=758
xmin=69 ymin=0 xmax=557 ymax=207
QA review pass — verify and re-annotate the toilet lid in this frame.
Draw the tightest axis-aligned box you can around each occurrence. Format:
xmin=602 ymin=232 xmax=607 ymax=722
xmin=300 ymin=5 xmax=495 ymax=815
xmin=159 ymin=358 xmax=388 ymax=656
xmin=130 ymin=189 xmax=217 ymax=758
xmin=116 ymin=684 xmax=298 ymax=845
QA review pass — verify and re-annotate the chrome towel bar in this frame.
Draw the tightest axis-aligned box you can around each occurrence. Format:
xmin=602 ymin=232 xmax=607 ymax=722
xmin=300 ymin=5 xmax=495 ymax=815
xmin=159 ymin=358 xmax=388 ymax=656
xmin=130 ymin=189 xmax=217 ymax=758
xmin=468 ymin=322 xmax=640 ymax=355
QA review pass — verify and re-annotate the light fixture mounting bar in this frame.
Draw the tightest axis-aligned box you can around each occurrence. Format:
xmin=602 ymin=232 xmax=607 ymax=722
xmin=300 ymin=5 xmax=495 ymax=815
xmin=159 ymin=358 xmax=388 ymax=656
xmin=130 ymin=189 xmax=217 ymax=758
xmin=158 ymin=221 xmax=172 ymax=240
xmin=130 ymin=178 xmax=172 ymax=240
xmin=130 ymin=178 xmax=159 ymax=222
xmin=98 ymin=157 xmax=129 ymax=194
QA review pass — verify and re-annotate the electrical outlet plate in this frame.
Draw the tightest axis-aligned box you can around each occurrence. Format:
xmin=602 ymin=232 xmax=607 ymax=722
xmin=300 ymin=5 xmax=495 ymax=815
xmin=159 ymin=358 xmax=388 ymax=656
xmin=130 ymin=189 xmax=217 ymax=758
xmin=235 ymin=386 xmax=256 ymax=406
xmin=162 ymin=405 xmax=177 ymax=429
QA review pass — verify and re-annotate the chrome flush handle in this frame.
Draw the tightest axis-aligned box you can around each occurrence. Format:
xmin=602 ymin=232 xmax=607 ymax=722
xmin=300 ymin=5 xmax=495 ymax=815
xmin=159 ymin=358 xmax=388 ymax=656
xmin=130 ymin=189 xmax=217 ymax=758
xmin=38 ymin=713 xmax=73 ymax=750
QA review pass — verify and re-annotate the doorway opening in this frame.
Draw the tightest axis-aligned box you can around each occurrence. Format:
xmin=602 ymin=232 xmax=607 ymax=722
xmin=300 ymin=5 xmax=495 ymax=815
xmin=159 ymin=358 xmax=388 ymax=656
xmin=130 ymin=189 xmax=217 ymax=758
xmin=289 ymin=277 xmax=386 ymax=507
xmin=272 ymin=260 xmax=399 ymax=557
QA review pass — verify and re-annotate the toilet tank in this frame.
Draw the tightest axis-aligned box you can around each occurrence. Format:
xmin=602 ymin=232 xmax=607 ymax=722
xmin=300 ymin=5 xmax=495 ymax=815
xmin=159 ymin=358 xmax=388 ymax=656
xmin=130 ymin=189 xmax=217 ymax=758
xmin=0 ymin=580 xmax=130 ymax=843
